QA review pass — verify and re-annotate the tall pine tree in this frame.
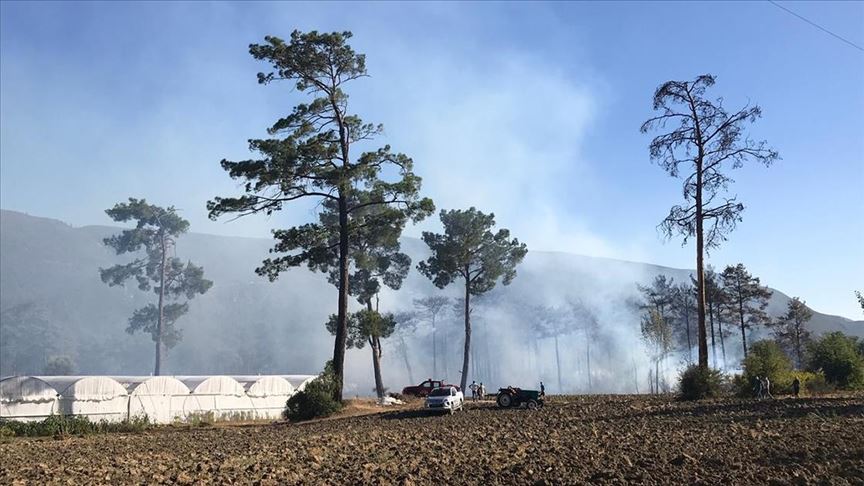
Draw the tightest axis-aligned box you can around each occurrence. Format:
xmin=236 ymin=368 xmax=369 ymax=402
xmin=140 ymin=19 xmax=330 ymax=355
xmin=207 ymin=31 xmax=433 ymax=400
xmin=101 ymin=198 xmax=212 ymax=375
xmin=641 ymin=75 xmax=778 ymax=370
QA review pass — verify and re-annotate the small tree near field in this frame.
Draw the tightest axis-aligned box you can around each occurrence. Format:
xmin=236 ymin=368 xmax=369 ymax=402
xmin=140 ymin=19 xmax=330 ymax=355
xmin=101 ymin=198 xmax=212 ymax=375
xmin=326 ymin=310 xmax=396 ymax=399
xmin=721 ymin=263 xmax=772 ymax=358
xmin=768 ymin=297 xmax=813 ymax=369
xmin=742 ymin=340 xmax=792 ymax=388
xmin=807 ymin=332 xmax=864 ymax=389
xmin=418 ymin=208 xmax=527 ymax=391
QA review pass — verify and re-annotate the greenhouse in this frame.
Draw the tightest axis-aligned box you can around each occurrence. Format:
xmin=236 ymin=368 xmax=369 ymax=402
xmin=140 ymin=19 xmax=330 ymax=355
xmin=0 ymin=374 xmax=315 ymax=424
xmin=44 ymin=376 xmax=129 ymax=422
xmin=239 ymin=376 xmax=294 ymax=420
xmin=0 ymin=376 xmax=59 ymax=422
xmin=127 ymin=376 xmax=191 ymax=424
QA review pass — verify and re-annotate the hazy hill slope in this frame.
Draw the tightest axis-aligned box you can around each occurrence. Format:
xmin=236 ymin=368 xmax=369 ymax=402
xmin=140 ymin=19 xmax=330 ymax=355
xmin=1 ymin=209 xmax=860 ymax=393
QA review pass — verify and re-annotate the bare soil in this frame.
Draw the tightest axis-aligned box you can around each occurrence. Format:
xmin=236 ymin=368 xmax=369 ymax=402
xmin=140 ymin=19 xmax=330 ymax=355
xmin=1 ymin=394 xmax=862 ymax=485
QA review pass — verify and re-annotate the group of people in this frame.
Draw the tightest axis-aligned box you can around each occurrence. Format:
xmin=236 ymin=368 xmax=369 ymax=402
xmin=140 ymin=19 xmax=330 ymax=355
xmin=468 ymin=381 xmax=487 ymax=401
xmin=753 ymin=375 xmax=773 ymax=399
xmin=753 ymin=375 xmax=803 ymax=399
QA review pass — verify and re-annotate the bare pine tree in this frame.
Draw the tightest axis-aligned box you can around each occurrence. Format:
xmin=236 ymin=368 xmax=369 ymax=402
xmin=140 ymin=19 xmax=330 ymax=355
xmin=641 ymin=75 xmax=778 ymax=369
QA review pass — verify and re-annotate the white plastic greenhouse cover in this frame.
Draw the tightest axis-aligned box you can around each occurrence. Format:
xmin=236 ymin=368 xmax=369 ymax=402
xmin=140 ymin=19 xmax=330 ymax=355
xmin=42 ymin=376 xmax=129 ymax=422
xmin=127 ymin=377 xmax=191 ymax=424
xmin=241 ymin=376 xmax=294 ymax=420
xmin=0 ymin=376 xmax=59 ymax=422
xmin=240 ymin=376 xmax=293 ymax=397
xmin=179 ymin=376 xmax=256 ymax=420
xmin=0 ymin=375 xmax=312 ymax=424
xmin=284 ymin=375 xmax=317 ymax=391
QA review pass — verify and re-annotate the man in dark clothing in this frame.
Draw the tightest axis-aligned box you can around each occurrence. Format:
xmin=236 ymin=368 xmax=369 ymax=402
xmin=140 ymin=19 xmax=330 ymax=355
xmin=540 ymin=381 xmax=545 ymax=396
xmin=792 ymin=377 xmax=801 ymax=398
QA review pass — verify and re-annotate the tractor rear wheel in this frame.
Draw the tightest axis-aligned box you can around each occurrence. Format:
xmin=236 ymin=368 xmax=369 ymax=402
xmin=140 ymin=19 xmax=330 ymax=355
xmin=526 ymin=399 xmax=539 ymax=410
xmin=497 ymin=393 xmax=513 ymax=408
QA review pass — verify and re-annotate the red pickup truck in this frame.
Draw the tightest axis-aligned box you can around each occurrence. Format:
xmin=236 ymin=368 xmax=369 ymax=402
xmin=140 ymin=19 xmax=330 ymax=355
xmin=402 ymin=379 xmax=460 ymax=397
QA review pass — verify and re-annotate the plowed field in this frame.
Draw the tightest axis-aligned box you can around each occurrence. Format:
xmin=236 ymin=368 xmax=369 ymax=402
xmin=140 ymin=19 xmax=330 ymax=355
xmin=2 ymin=395 xmax=862 ymax=485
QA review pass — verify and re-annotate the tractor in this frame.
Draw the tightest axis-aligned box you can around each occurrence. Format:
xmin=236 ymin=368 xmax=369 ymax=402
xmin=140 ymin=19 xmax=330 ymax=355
xmin=495 ymin=386 xmax=544 ymax=410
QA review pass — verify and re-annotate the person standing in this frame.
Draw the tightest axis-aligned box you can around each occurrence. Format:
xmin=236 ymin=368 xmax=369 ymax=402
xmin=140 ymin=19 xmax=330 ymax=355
xmin=540 ymin=381 xmax=546 ymax=397
xmin=762 ymin=376 xmax=773 ymax=399
xmin=478 ymin=382 xmax=486 ymax=400
xmin=469 ymin=380 xmax=479 ymax=402
xmin=753 ymin=375 xmax=763 ymax=399
xmin=792 ymin=376 xmax=801 ymax=398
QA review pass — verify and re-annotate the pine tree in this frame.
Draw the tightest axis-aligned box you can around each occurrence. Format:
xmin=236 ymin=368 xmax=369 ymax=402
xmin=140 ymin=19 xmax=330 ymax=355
xmin=100 ymin=198 xmax=212 ymax=375
xmin=207 ymin=31 xmax=433 ymax=400
xmin=720 ymin=263 xmax=773 ymax=359
xmin=414 ymin=296 xmax=450 ymax=378
xmin=769 ymin=297 xmax=813 ymax=369
xmin=641 ymin=75 xmax=778 ymax=369
xmin=418 ymin=208 xmax=527 ymax=391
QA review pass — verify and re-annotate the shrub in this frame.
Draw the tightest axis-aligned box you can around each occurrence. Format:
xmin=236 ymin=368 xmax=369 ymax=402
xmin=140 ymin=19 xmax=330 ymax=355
xmin=802 ymin=372 xmax=834 ymax=396
xmin=678 ymin=364 xmax=725 ymax=401
xmin=743 ymin=340 xmax=792 ymax=381
xmin=806 ymin=332 xmax=864 ymax=389
xmin=283 ymin=361 xmax=343 ymax=422
xmin=0 ymin=415 xmax=151 ymax=437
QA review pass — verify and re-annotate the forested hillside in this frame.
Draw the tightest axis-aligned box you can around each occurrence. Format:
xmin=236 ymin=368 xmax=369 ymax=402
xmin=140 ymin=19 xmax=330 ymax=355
xmin=2 ymin=209 xmax=860 ymax=394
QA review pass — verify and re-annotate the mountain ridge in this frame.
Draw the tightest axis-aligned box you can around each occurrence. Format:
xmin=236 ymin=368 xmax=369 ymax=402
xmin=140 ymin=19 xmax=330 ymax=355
xmin=1 ymin=208 xmax=861 ymax=392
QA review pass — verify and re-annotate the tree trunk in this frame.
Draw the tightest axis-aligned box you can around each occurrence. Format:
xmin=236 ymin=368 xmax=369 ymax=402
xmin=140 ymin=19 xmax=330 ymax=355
xmin=684 ymin=302 xmax=693 ymax=364
xmin=708 ymin=299 xmax=717 ymax=368
xmin=398 ymin=335 xmax=414 ymax=384
xmin=330 ymin=89 xmax=351 ymax=403
xmin=371 ymin=337 xmax=384 ymax=399
xmin=794 ymin=322 xmax=802 ymax=370
xmin=718 ymin=312 xmax=727 ymax=369
xmin=554 ymin=334 xmax=562 ymax=393
xmin=460 ymin=272 xmax=471 ymax=392
xmin=432 ymin=314 xmax=437 ymax=378
xmin=655 ymin=358 xmax=660 ymax=394
xmin=442 ymin=329 xmax=448 ymax=379
xmin=737 ymin=293 xmax=748 ymax=358
xmin=332 ymin=194 xmax=350 ymax=401
xmin=692 ymin=99 xmax=709 ymax=370
xmin=155 ymin=230 xmax=167 ymax=376
xmin=585 ymin=330 xmax=592 ymax=391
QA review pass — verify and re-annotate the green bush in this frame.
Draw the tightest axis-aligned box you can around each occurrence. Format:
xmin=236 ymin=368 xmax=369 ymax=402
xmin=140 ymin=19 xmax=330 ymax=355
xmin=802 ymin=372 xmax=834 ymax=395
xmin=737 ymin=340 xmax=792 ymax=396
xmin=678 ymin=364 xmax=726 ymax=401
xmin=0 ymin=415 xmax=151 ymax=438
xmin=283 ymin=361 xmax=343 ymax=422
xmin=806 ymin=332 xmax=864 ymax=389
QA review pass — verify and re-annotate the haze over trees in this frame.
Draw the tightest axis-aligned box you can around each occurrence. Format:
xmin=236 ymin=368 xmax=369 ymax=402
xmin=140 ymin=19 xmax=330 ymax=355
xmin=207 ymin=31 xmax=433 ymax=400
xmin=641 ymin=74 xmax=779 ymax=370
xmin=414 ymin=296 xmax=450 ymax=378
xmin=721 ymin=263 xmax=773 ymax=358
xmin=418 ymin=208 xmax=527 ymax=390
xmin=531 ymin=306 xmax=571 ymax=393
xmin=769 ymin=297 xmax=814 ymax=369
xmin=100 ymin=198 xmax=212 ymax=375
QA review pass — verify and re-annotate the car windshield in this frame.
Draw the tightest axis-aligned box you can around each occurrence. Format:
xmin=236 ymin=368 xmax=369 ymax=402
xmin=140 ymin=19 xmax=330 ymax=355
xmin=429 ymin=387 xmax=452 ymax=397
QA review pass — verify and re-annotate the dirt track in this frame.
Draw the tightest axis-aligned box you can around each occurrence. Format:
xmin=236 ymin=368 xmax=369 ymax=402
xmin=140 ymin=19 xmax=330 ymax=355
xmin=2 ymin=395 xmax=863 ymax=485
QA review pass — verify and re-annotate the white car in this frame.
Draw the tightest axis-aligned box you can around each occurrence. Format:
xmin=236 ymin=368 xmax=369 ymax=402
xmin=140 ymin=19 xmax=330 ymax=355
xmin=424 ymin=386 xmax=464 ymax=414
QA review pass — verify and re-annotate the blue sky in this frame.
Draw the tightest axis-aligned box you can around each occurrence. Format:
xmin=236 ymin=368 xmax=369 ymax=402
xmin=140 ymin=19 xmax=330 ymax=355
xmin=1 ymin=1 xmax=862 ymax=319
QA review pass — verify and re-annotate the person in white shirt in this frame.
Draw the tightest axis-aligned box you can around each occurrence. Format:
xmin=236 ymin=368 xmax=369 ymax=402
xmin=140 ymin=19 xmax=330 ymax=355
xmin=469 ymin=381 xmax=479 ymax=401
